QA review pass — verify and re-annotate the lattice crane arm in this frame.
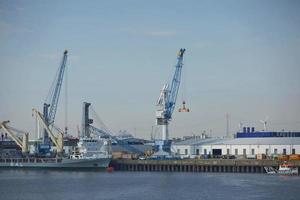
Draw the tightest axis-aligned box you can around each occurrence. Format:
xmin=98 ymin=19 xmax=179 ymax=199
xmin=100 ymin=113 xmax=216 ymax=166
xmin=157 ymin=48 xmax=185 ymax=120
xmin=167 ymin=48 xmax=185 ymax=116
xmin=45 ymin=50 xmax=68 ymax=126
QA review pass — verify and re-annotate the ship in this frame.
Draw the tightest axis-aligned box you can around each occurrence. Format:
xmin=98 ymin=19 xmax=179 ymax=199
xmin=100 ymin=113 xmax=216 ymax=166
xmin=264 ymin=162 xmax=299 ymax=175
xmin=0 ymin=137 xmax=112 ymax=169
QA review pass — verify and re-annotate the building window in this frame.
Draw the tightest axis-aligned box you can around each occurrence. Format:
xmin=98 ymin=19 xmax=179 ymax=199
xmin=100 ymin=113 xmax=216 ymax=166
xmin=235 ymin=149 xmax=238 ymax=155
xmin=177 ymin=149 xmax=180 ymax=154
xmin=243 ymin=149 xmax=246 ymax=155
xmin=196 ymin=149 xmax=199 ymax=155
xmin=227 ymin=149 xmax=230 ymax=155
xmin=274 ymin=149 xmax=278 ymax=154
xmin=265 ymin=149 xmax=269 ymax=155
xmin=292 ymin=148 xmax=295 ymax=154
xmin=185 ymin=149 xmax=188 ymax=155
xmin=251 ymin=149 xmax=255 ymax=155
xmin=204 ymin=149 xmax=207 ymax=155
xmin=283 ymin=149 xmax=286 ymax=155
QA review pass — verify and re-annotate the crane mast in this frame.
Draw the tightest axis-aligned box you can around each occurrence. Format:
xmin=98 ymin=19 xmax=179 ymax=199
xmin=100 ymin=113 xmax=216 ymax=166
xmin=42 ymin=50 xmax=68 ymax=150
xmin=81 ymin=102 xmax=114 ymax=139
xmin=156 ymin=48 xmax=185 ymax=151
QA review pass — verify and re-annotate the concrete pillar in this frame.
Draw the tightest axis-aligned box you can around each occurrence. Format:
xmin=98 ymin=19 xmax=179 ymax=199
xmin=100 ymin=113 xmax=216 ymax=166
xmin=261 ymin=166 xmax=264 ymax=173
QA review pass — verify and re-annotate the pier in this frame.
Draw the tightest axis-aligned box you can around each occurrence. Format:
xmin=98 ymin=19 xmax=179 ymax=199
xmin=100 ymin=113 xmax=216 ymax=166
xmin=111 ymin=159 xmax=300 ymax=173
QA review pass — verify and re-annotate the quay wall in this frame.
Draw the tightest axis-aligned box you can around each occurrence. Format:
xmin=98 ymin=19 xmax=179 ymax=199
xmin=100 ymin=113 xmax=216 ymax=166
xmin=111 ymin=159 xmax=300 ymax=173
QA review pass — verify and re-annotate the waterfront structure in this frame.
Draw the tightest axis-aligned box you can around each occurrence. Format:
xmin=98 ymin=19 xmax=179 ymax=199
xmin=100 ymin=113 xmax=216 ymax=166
xmin=172 ymin=137 xmax=300 ymax=158
xmin=111 ymin=158 xmax=300 ymax=173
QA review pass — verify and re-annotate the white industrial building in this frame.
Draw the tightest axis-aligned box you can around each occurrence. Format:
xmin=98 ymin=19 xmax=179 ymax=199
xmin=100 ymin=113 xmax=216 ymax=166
xmin=172 ymin=137 xmax=300 ymax=158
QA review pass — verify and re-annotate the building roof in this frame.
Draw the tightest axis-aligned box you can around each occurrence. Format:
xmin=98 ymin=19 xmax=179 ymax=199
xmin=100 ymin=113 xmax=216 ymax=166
xmin=211 ymin=137 xmax=300 ymax=145
xmin=173 ymin=138 xmax=224 ymax=146
xmin=173 ymin=137 xmax=300 ymax=146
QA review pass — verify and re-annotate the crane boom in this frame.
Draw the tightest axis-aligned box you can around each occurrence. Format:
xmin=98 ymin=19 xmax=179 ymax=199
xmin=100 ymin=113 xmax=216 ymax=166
xmin=33 ymin=109 xmax=64 ymax=154
xmin=46 ymin=50 xmax=68 ymax=126
xmin=0 ymin=121 xmax=29 ymax=153
xmin=42 ymin=50 xmax=68 ymax=147
xmin=166 ymin=48 xmax=185 ymax=118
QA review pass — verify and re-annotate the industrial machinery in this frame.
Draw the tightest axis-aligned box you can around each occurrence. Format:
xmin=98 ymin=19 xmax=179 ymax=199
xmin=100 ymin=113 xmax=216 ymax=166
xmin=155 ymin=48 xmax=186 ymax=153
xmin=32 ymin=109 xmax=64 ymax=155
xmin=178 ymin=101 xmax=190 ymax=112
xmin=81 ymin=102 xmax=149 ymax=154
xmin=0 ymin=121 xmax=29 ymax=154
xmin=39 ymin=50 xmax=68 ymax=154
xmin=81 ymin=102 xmax=114 ymax=139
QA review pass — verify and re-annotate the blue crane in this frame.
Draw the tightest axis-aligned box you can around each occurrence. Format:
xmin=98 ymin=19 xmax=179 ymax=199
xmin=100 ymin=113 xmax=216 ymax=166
xmin=156 ymin=48 xmax=185 ymax=150
xmin=42 ymin=50 xmax=68 ymax=148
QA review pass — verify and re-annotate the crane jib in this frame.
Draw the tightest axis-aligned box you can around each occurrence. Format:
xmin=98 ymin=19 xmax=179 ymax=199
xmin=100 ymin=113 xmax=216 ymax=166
xmin=46 ymin=51 xmax=68 ymax=125
xmin=166 ymin=49 xmax=185 ymax=118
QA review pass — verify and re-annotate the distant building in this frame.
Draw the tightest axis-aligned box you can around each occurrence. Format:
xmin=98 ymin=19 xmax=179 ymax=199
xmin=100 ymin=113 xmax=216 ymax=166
xmin=172 ymin=137 xmax=300 ymax=158
xmin=236 ymin=127 xmax=300 ymax=138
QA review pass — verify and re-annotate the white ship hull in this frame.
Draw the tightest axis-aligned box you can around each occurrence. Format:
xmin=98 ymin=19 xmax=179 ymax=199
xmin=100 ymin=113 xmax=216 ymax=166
xmin=0 ymin=157 xmax=111 ymax=169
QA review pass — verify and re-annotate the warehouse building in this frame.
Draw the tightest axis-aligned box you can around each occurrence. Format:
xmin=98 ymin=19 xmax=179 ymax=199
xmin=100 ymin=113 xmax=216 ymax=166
xmin=172 ymin=137 xmax=300 ymax=158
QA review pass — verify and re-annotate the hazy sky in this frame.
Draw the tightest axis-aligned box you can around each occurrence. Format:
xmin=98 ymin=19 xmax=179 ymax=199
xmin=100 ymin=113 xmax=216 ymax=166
xmin=1 ymin=0 xmax=300 ymax=139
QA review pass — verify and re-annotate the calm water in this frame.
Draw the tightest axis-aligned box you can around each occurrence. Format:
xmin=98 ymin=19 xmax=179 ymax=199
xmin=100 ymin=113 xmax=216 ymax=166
xmin=0 ymin=170 xmax=299 ymax=200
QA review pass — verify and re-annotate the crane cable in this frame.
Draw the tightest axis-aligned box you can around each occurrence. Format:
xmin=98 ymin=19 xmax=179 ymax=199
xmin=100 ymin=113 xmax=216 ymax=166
xmin=90 ymin=106 xmax=114 ymax=136
xmin=179 ymin=55 xmax=190 ymax=112
xmin=64 ymin=61 xmax=68 ymax=134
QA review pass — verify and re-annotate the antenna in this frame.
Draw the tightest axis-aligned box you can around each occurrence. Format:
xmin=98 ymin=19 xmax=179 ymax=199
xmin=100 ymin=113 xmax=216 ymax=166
xmin=150 ymin=126 xmax=154 ymax=140
xmin=238 ymin=122 xmax=243 ymax=132
xmin=226 ymin=113 xmax=230 ymax=138
xmin=76 ymin=125 xmax=80 ymax=137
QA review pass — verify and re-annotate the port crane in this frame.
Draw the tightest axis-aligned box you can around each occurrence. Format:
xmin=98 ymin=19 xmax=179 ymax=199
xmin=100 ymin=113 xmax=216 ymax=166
xmin=40 ymin=50 xmax=68 ymax=153
xmin=81 ymin=102 xmax=145 ymax=153
xmin=81 ymin=102 xmax=114 ymax=139
xmin=155 ymin=48 xmax=186 ymax=152
xmin=32 ymin=109 xmax=64 ymax=155
xmin=0 ymin=121 xmax=29 ymax=154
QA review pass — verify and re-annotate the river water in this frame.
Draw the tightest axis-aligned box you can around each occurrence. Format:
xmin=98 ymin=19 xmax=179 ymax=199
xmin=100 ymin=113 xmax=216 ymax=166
xmin=0 ymin=169 xmax=299 ymax=200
